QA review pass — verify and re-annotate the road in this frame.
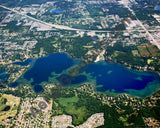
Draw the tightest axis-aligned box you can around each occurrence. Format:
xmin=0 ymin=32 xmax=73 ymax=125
xmin=0 ymin=4 xmax=111 ymax=33
xmin=1 ymin=4 xmax=160 ymax=39
xmin=125 ymin=3 xmax=160 ymax=49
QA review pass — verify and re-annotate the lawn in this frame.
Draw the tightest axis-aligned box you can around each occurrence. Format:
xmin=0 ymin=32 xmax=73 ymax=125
xmin=58 ymin=96 xmax=79 ymax=107
xmin=132 ymin=50 xmax=140 ymax=56
xmin=0 ymin=94 xmax=20 ymax=121
xmin=58 ymin=96 xmax=88 ymax=125
xmin=147 ymin=45 xmax=160 ymax=57
xmin=137 ymin=46 xmax=150 ymax=57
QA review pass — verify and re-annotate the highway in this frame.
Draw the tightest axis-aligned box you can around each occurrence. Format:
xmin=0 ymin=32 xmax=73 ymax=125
xmin=1 ymin=4 xmax=160 ymax=41
xmin=0 ymin=4 xmax=112 ymax=33
xmin=125 ymin=4 xmax=160 ymax=49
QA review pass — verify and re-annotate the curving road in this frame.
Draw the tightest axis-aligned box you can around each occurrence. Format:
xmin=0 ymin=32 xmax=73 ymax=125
xmin=0 ymin=4 xmax=112 ymax=33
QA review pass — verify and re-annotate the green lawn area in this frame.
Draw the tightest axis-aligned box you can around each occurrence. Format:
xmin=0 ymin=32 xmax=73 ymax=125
xmin=58 ymin=96 xmax=79 ymax=107
xmin=0 ymin=94 xmax=20 ymax=121
xmin=137 ymin=46 xmax=150 ymax=57
xmin=0 ymin=97 xmax=7 ymax=111
xmin=147 ymin=45 xmax=160 ymax=57
xmin=58 ymin=96 xmax=88 ymax=125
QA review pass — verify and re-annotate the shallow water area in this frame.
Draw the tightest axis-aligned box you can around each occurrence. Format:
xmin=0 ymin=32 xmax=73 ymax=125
xmin=11 ymin=53 xmax=160 ymax=96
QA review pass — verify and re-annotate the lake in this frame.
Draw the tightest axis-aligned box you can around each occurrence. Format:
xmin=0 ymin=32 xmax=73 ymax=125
xmin=13 ymin=58 xmax=33 ymax=66
xmin=86 ymin=62 xmax=160 ymax=97
xmin=155 ymin=5 xmax=160 ymax=11
xmin=52 ymin=9 xmax=64 ymax=13
xmin=23 ymin=53 xmax=74 ymax=84
xmin=11 ymin=53 xmax=160 ymax=97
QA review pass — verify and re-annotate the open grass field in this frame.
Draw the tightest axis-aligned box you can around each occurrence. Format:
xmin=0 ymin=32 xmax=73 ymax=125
xmin=132 ymin=50 xmax=140 ymax=56
xmin=0 ymin=94 xmax=20 ymax=121
xmin=137 ymin=46 xmax=150 ymax=57
xmin=58 ymin=96 xmax=88 ymax=125
xmin=58 ymin=96 xmax=79 ymax=106
xmin=146 ymin=45 xmax=160 ymax=57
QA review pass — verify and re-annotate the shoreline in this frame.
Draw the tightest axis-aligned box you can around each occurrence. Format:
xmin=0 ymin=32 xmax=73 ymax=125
xmin=1 ymin=51 xmax=159 ymax=99
xmin=94 ymin=82 xmax=160 ymax=99
xmin=105 ymin=59 xmax=160 ymax=77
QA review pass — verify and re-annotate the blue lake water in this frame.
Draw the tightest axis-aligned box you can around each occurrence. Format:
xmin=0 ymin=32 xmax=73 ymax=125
xmin=86 ymin=62 xmax=160 ymax=95
xmin=13 ymin=58 xmax=33 ymax=66
xmin=18 ymin=53 xmax=74 ymax=92
xmin=34 ymin=85 xmax=44 ymax=92
xmin=11 ymin=53 xmax=160 ymax=97
xmin=155 ymin=5 xmax=160 ymax=11
xmin=24 ymin=53 xmax=74 ymax=85
xmin=52 ymin=9 xmax=64 ymax=13
xmin=57 ymin=74 xmax=87 ymax=86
